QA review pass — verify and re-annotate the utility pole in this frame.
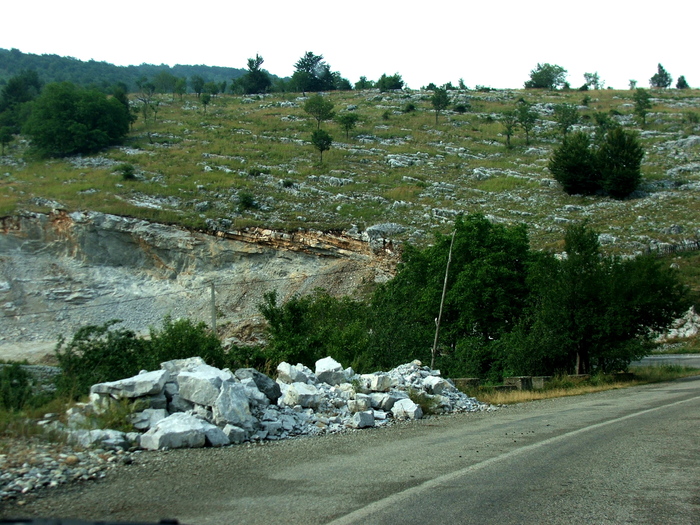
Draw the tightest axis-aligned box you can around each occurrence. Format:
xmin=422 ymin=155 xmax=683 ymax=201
xmin=431 ymin=229 xmax=456 ymax=370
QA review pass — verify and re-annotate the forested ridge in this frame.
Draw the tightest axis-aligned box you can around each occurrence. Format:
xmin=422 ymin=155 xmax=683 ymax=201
xmin=0 ymin=48 xmax=248 ymax=92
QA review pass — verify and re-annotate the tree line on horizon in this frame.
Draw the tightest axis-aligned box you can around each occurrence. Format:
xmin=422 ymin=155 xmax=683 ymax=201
xmin=1 ymin=47 xmax=693 ymax=95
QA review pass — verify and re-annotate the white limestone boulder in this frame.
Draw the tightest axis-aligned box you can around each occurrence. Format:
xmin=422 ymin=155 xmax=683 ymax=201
xmin=130 ymin=408 xmax=168 ymax=431
xmin=90 ymin=369 xmax=170 ymax=399
xmin=276 ymin=362 xmax=313 ymax=384
xmin=348 ymin=411 xmax=375 ymax=429
xmin=391 ymin=398 xmax=423 ymax=420
xmin=315 ymin=356 xmax=346 ymax=386
xmin=140 ymin=413 xmax=230 ymax=450
xmin=177 ymin=364 xmax=234 ymax=406
xmin=281 ymin=382 xmax=320 ymax=408
xmin=347 ymin=393 xmax=372 ymax=413
xmin=235 ymin=368 xmax=282 ymax=403
xmin=423 ymin=376 xmax=457 ymax=395
xmin=212 ymin=381 xmax=256 ymax=429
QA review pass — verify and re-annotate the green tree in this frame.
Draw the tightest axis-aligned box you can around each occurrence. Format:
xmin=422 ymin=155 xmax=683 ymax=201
xmin=239 ymin=54 xmax=271 ymax=94
xmin=524 ymin=63 xmax=567 ymax=89
xmin=370 ymin=214 xmax=531 ymax=376
xmin=676 ymin=75 xmax=690 ymax=89
xmin=376 ymin=73 xmax=404 ymax=92
xmin=174 ymin=77 xmax=187 ymax=99
xmin=549 ymin=131 xmax=598 ymax=195
xmin=290 ymin=52 xmax=339 ymax=92
xmin=23 ymin=82 xmax=129 ymax=158
xmin=583 ymin=72 xmax=603 ymax=90
xmin=310 ymin=129 xmax=332 ymax=161
xmin=190 ymin=75 xmax=205 ymax=98
xmin=153 ymin=70 xmax=177 ymax=97
xmin=201 ymin=92 xmax=211 ymax=113
xmin=258 ymin=290 xmax=373 ymax=371
xmin=500 ymin=109 xmax=518 ymax=148
xmin=354 ymin=76 xmax=374 ymax=90
xmin=431 ymin=87 xmax=450 ymax=125
xmin=0 ymin=126 xmax=13 ymax=155
xmin=304 ymin=94 xmax=335 ymax=129
xmin=553 ymin=103 xmax=579 ymax=136
xmin=335 ymin=112 xmax=360 ymax=139
xmin=649 ymin=63 xmax=672 ymax=88
xmin=598 ymin=127 xmax=644 ymax=198
xmin=0 ymin=70 xmax=42 ymax=133
xmin=632 ymin=88 xmax=653 ymax=128
xmin=505 ymin=224 xmax=687 ymax=375
xmin=516 ymin=101 xmax=538 ymax=145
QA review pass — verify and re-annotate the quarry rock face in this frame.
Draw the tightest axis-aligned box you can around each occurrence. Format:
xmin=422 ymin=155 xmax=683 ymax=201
xmin=66 ymin=358 xmax=492 ymax=450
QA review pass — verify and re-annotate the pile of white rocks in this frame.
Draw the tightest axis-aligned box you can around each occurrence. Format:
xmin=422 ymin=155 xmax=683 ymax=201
xmin=60 ymin=357 xmax=491 ymax=451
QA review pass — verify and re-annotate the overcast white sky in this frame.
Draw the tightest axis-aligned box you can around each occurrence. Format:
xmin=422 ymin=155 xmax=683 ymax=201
xmin=3 ymin=0 xmax=697 ymax=90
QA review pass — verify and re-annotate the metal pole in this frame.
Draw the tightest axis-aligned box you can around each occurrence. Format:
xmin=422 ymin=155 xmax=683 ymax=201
xmin=431 ymin=229 xmax=456 ymax=370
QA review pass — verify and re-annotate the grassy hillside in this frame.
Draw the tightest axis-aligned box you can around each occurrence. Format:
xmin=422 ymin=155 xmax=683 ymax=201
xmin=1 ymin=87 xmax=699 ymax=253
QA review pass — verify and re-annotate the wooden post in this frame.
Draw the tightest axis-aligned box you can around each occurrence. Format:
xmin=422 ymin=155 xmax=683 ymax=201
xmin=210 ymin=282 xmax=217 ymax=335
xmin=431 ymin=229 xmax=456 ymax=370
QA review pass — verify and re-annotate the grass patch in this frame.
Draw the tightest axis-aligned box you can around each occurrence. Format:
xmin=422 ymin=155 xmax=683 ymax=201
xmin=474 ymin=176 xmax=538 ymax=192
xmin=463 ymin=365 xmax=700 ymax=405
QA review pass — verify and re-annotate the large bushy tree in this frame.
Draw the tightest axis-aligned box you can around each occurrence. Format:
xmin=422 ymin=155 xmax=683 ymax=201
xmin=503 ymin=224 xmax=687 ymax=375
xmin=549 ymin=128 xmax=643 ymax=198
xmin=524 ymin=63 xmax=567 ymax=89
xmin=376 ymin=73 xmax=404 ymax=92
xmin=238 ymin=54 xmax=271 ymax=94
xmin=23 ymin=82 xmax=130 ymax=157
xmin=649 ymin=63 xmax=672 ymax=88
xmin=303 ymin=94 xmax=335 ymax=129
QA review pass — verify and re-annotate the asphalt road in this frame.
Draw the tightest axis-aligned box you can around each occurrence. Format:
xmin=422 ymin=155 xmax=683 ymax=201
xmin=3 ymin=376 xmax=699 ymax=525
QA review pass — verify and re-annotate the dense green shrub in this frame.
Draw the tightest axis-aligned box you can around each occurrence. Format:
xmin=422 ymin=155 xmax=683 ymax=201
xmin=0 ymin=364 xmax=34 ymax=411
xmin=145 ymin=316 xmax=225 ymax=370
xmin=23 ymin=82 xmax=130 ymax=158
xmin=55 ymin=317 xmax=224 ymax=397
xmin=54 ymin=321 xmax=146 ymax=397
xmin=549 ymin=128 xmax=644 ymax=198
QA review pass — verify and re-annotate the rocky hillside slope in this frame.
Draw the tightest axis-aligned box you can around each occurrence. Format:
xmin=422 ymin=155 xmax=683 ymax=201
xmin=0 ymin=211 xmax=396 ymax=362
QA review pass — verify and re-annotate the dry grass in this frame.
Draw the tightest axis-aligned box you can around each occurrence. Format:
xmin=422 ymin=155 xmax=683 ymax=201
xmin=465 ymin=366 xmax=700 ymax=405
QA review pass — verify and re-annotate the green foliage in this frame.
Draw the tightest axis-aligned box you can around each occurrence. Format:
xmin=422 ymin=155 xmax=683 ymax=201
xmin=632 ymin=88 xmax=652 ymax=127
xmin=649 ymin=63 xmax=672 ymax=88
xmin=303 ymin=94 xmax=335 ymax=129
xmin=403 ymin=102 xmax=417 ymax=113
xmin=548 ymin=132 xmax=598 ymax=195
xmin=117 ymin=163 xmax=136 ymax=181
xmin=676 ymin=75 xmax=690 ymax=90
xmin=54 ymin=320 xmax=146 ymax=397
xmin=23 ymin=82 xmax=129 ymax=158
xmin=237 ymin=54 xmax=272 ymax=95
xmin=549 ymin=128 xmax=643 ymax=198
xmin=524 ymin=63 xmax=567 ymax=89
xmin=190 ymin=75 xmax=205 ymax=97
xmin=376 ymin=73 xmax=404 ymax=92
xmin=311 ymin=129 xmax=332 ymax=161
xmin=238 ymin=191 xmax=257 ymax=211
xmin=371 ymin=215 xmax=531 ymax=375
xmin=500 ymin=109 xmax=518 ymax=148
xmin=515 ymin=102 xmax=537 ymax=145
xmin=0 ymin=126 xmax=12 ymax=155
xmin=431 ymin=88 xmax=450 ymax=124
xmin=453 ymin=103 xmax=468 ymax=114
xmin=553 ymin=103 xmax=579 ymax=136
xmin=598 ymin=128 xmax=644 ymax=198
xmin=583 ymin=72 xmax=603 ymax=90
xmin=504 ymin=224 xmax=688 ymax=375
xmin=335 ymin=112 xmax=360 ymax=139
xmin=144 ymin=316 xmax=225 ymax=370
xmin=354 ymin=76 xmax=374 ymax=90
xmin=258 ymin=290 xmax=373 ymax=371
xmin=0 ymin=70 xmax=42 ymax=133
xmin=201 ymin=92 xmax=211 ymax=112
xmin=290 ymin=52 xmax=346 ymax=92
xmin=0 ymin=364 xmax=34 ymax=411
xmin=54 ymin=317 xmax=224 ymax=397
